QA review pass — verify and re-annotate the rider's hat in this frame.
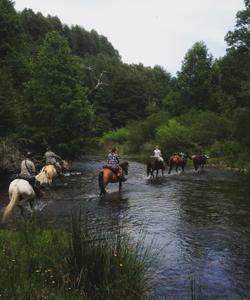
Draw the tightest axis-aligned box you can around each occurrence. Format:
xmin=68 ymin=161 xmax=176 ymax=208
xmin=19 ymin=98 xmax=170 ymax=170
xmin=26 ymin=151 xmax=33 ymax=158
xmin=111 ymin=147 xmax=117 ymax=152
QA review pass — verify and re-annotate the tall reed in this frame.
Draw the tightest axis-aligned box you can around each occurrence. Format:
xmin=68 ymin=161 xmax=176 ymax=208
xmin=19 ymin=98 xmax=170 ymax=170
xmin=0 ymin=216 xmax=152 ymax=299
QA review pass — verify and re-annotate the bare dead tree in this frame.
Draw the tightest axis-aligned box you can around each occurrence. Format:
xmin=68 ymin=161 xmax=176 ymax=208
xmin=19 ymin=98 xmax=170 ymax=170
xmin=87 ymin=68 xmax=108 ymax=96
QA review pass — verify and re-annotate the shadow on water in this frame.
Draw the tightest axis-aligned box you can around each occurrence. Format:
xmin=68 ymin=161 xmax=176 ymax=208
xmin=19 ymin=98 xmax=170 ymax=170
xmin=99 ymin=191 xmax=129 ymax=204
xmin=1 ymin=159 xmax=250 ymax=299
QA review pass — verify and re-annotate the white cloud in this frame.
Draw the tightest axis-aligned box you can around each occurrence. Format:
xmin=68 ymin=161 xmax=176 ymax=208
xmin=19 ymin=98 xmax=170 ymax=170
xmin=14 ymin=0 xmax=245 ymax=74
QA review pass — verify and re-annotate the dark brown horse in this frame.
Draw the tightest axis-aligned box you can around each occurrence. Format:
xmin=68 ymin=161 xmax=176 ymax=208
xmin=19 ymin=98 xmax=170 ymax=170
xmin=147 ymin=157 xmax=165 ymax=178
xmin=192 ymin=154 xmax=208 ymax=171
xmin=168 ymin=153 xmax=191 ymax=174
xmin=98 ymin=162 xmax=129 ymax=196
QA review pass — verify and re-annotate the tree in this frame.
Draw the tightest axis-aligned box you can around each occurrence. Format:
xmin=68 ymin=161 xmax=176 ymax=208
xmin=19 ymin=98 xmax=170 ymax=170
xmin=0 ymin=0 xmax=21 ymax=59
xmin=225 ymin=0 xmax=250 ymax=51
xmin=176 ymin=41 xmax=214 ymax=110
xmin=233 ymin=107 xmax=250 ymax=147
xmin=24 ymin=31 xmax=93 ymax=156
xmin=221 ymin=0 xmax=250 ymax=109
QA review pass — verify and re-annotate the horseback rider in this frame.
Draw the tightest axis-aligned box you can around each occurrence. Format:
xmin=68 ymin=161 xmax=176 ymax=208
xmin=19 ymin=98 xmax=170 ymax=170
xmin=104 ymin=148 xmax=126 ymax=182
xmin=19 ymin=152 xmax=44 ymax=198
xmin=44 ymin=146 xmax=62 ymax=173
xmin=153 ymin=145 xmax=164 ymax=162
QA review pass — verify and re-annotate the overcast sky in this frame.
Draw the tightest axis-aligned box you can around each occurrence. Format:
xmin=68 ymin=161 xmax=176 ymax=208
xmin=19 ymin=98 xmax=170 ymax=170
xmin=14 ymin=0 xmax=244 ymax=75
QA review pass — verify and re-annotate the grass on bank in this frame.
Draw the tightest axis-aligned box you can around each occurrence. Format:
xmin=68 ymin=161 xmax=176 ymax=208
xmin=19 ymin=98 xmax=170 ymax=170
xmin=0 ymin=217 xmax=152 ymax=300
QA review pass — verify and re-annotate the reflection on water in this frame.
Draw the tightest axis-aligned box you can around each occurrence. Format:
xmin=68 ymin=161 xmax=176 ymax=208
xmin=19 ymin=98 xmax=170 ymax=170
xmin=1 ymin=158 xmax=250 ymax=299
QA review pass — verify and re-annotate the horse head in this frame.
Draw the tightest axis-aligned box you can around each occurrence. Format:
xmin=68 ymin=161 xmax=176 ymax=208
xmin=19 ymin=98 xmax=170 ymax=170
xmin=61 ymin=160 xmax=70 ymax=173
xmin=120 ymin=162 xmax=129 ymax=175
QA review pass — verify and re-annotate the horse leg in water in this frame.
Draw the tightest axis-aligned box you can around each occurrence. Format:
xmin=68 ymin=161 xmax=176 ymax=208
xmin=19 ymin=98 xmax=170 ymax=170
xmin=17 ymin=196 xmax=34 ymax=219
xmin=168 ymin=163 xmax=173 ymax=174
xmin=98 ymin=171 xmax=106 ymax=195
xmin=29 ymin=198 xmax=35 ymax=215
xmin=119 ymin=180 xmax=122 ymax=192
xmin=147 ymin=164 xmax=153 ymax=177
xmin=17 ymin=204 xmax=25 ymax=218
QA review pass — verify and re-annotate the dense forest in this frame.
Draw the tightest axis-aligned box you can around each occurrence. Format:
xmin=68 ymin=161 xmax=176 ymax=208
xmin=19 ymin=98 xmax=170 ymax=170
xmin=0 ymin=0 xmax=250 ymax=172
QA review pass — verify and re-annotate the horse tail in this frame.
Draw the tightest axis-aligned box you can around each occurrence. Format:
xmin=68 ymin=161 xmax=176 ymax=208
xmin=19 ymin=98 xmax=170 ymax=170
xmin=2 ymin=189 xmax=19 ymax=222
xmin=98 ymin=170 xmax=105 ymax=195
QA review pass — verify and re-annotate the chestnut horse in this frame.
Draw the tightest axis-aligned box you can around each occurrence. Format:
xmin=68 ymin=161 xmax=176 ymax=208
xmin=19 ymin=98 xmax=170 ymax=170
xmin=98 ymin=162 xmax=129 ymax=196
xmin=147 ymin=157 xmax=165 ymax=178
xmin=192 ymin=154 xmax=208 ymax=171
xmin=168 ymin=153 xmax=191 ymax=174
xmin=41 ymin=160 xmax=70 ymax=185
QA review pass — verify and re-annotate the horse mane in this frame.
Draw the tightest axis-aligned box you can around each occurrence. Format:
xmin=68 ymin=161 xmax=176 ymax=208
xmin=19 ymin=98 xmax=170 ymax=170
xmin=120 ymin=161 xmax=129 ymax=168
xmin=35 ymin=168 xmax=51 ymax=185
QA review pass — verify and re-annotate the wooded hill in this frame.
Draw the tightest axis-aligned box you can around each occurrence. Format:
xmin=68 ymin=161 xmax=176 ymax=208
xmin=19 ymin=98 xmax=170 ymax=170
xmin=0 ymin=0 xmax=250 ymax=170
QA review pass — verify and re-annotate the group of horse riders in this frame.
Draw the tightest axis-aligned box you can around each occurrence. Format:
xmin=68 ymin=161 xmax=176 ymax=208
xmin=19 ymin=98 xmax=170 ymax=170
xmin=146 ymin=145 xmax=208 ymax=177
xmin=18 ymin=146 xmax=64 ymax=198
xmin=2 ymin=145 xmax=207 ymax=220
xmin=103 ymin=145 xmax=207 ymax=178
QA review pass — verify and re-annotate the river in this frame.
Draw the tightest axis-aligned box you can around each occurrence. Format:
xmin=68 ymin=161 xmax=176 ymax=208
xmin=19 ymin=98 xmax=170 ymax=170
xmin=1 ymin=157 xmax=250 ymax=299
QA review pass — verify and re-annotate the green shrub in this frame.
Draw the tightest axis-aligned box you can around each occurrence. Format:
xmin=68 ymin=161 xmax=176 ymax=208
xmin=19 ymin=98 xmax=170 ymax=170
xmin=126 ymin=112 xmax=169 ymax=153
xmin=177 ymin=110 xmax=232 ymax=146
xmin=209 ymin=140 xmax=241 ymax=159
xmin=156 ymin=119 xmax=191 ymax=155
xmin=100 ymin=128 xmax=129 ymax=147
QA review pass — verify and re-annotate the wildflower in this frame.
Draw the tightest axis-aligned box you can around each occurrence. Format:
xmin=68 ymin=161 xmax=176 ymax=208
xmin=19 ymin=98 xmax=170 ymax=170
xmin=119 ymin=263 xmax=123 ymax=267
xmin=35 ymin=269 xmax=41 ymax=273
xmin=52 ymin=281 xmax=55 ymax=284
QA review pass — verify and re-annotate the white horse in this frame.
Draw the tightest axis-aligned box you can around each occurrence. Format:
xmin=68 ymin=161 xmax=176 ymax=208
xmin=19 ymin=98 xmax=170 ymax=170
xmin=2 ymin=169 xmax=50 ymax=222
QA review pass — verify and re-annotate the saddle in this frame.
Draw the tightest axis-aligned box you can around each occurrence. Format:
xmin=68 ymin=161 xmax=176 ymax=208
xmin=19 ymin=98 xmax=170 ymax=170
xmin=45 ymin=163 xmax=62 ymax=174
xmin=102 ymin=166 xmax=126 ymax=181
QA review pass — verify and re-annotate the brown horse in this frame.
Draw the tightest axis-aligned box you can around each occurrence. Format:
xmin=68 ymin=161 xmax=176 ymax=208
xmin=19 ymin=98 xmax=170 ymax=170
xmin=192 ymin=154 xmax=208 ymax=171
xmin=98 ymin=162 xmax=129 ymax=196
xmin=147 ymin=157 xmax=165 ymax=178
xmin=41 ymin=160 xmax=70 ymax=185
xmin=168 ymin=153 xmax=191 ymax=174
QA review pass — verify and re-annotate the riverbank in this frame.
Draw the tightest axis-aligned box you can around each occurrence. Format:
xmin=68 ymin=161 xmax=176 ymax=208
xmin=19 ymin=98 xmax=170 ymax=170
xmin=0 ymin=217 xmax=151 ymax=299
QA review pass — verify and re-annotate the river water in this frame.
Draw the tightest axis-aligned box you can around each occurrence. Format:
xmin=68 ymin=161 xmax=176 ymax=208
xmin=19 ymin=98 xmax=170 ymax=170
xmin=1 ymin=158 xmax=250 ymax=299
